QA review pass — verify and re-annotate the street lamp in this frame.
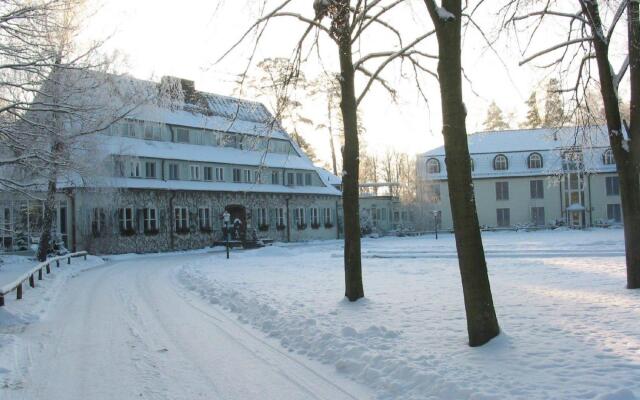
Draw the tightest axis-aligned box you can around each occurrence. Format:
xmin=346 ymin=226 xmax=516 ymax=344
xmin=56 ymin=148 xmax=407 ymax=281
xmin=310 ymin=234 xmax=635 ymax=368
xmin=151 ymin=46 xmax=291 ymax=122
xmin=431 ymin=210 xmax=441 ymax=240
xmin=223 ymin=210 xmax=231 ymax=259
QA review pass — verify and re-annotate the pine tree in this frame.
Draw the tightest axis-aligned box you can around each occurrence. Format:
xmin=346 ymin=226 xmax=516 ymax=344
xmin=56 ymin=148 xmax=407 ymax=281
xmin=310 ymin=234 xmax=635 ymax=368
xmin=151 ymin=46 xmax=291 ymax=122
xmin=523 ymin=91 xmax=542 ymax=128
xmin=543 ymin=79 xmax=565 ymax=127
xmin=483 ymin=101 xmax=510 ymax=131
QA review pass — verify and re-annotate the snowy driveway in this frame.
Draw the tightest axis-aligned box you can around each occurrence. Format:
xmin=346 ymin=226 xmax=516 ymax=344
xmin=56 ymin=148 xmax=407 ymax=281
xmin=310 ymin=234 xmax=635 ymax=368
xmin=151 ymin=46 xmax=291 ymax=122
xmin=5 ymin=254 xmax=371 ymax=400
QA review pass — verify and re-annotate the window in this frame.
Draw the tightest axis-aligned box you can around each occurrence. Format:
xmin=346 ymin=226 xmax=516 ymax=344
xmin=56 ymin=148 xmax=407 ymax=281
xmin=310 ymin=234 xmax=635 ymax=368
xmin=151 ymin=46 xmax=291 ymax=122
xmin=272 ymin=171 xmax=280 ymax=185
xmin=144 ymin=122 xmax=162 ymax=140
xmin=145 ymin=162 xmax=156 ymax=179
xmin=493 ymin=154 xmax=508 ymax=170
xmin=427 ymin=184 xmax=441 ymax=203
xmin=497 ymin=208 xmax=510 ymax=227
xmin=120 ymin=120 xmax=138 ymax=137
xmin=527 ymin=153 xmax=543 ymax=169
xmin=176 ymin=128 xmax=189 ymax=143
xmin=190 ymin=165 xmax=201 ymax=180
xmin=606 ymin=176 xmax=620 ymax=196
xmin=244 ymin=169 xmax=252 ymax=183
xmin=169 ymin=163 xmax=179 ymax=180
xmin=310 ymin=208 xmax=319 ymax=226
xmin=256 ymin=208 xmax=268 ymax=226
xmin=287 ymin=173 xmax=295 ymax=186
xmin=426 ymin=158 xmax=441 ymax=174
xmin=296 ymin=173 xmax=303 ymax=186
xmin=305 ymin=173 xmax=312 ymax=186
xmin=470 ymin=158 xmax=474 ymax=172
xmin=144 ymin=208 xmax=158 ymax=232
xmin=496 ymin=181 xmax=509 ymax=201
xmin=118 ymin=207 xmax=134 ymax=232
xmin=531 ymin=207 xmax=545 ymax=226
xmin=562 ymin=150 xmax=583 ymax=171
xmin=294 ymin=208 xmax=306 ymax=227
xmin=324 ymin=208 xmax=333 ymax=225
xmin=129 ymin=161 xmax=141 ymax=178
xmin=233 ymin=168 xmax=241 ymax=183
xmin=203 ymin=166 xmax=213 ymax=181
xmin=113 ymin=159 xmax=125 ymax=177
xmin=276 ymin=208 xmax=286 ymax=226
xmin=530 ymin=180 xmax=544 ymax=199
xmin=198 ymin=208 xmax=211 ymax=230
xmin=603 ymin=149 xmax=615 ymax=165
xmin=607 ymin=204 xmax=622 ymax=222
xmin=215 ymin=167 xmax=224 ymax=181
xmin=254 ymin=170 xmax=261 ymax=184
xmin=174 ymin=207 xmax=189 ymax=232
xmin=91 ymin=208 xmax=106 ymax=236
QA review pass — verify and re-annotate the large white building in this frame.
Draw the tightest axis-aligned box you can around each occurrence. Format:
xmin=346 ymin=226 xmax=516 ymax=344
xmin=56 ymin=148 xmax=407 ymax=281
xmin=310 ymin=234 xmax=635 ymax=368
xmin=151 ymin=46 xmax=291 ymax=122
xmin=417 ymin=127 xmax=621 ymax=231
xmin=0 ymin=75 xmax=341 ymax=254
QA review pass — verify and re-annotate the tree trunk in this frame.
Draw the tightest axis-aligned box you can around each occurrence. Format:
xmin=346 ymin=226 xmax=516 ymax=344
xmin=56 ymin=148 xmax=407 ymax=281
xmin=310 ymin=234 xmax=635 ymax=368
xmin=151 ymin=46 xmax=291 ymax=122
xmin=37 ymin=177 xmax=57 ymax=262
xmin=328 ymin=99 xmax=339 ymax=176
xmin=582 ymin=0 xmax=640 ymax=288
xmin=426 ymin=0 xmax=500 ymax=346
xmin=336 ymin=0 xmax=364 ymax=301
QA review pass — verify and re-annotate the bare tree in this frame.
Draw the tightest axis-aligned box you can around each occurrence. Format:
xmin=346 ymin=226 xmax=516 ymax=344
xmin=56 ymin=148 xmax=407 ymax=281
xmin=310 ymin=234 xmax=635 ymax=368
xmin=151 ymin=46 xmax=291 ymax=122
xmin=309 ymin=73 xmax=342 ymax=175
xmin=507 ymin=0 xmax=640 ymax=289
xmin=0 ymin=0 xmax=146 ymax=260
xmin=237 ymin=57 xmax=319 ymax=162
xmin=421 ymin=0 xmax=501 ymax=346
xmin=223 ymin=0 xmax=436 ymax=301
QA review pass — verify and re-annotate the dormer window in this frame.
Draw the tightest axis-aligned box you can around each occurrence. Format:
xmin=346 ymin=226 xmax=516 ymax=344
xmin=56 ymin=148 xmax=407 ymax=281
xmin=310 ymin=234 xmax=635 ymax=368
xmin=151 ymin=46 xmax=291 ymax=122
xmin=493 ymin=154 xmax=509 ymax=171
xmin=527 ymin=152 xmax=543 ymax=169
xmin=426 ymin=158 xmax=441 ymax=174
xmin=603 ymin=149 xmax=615 ymax=165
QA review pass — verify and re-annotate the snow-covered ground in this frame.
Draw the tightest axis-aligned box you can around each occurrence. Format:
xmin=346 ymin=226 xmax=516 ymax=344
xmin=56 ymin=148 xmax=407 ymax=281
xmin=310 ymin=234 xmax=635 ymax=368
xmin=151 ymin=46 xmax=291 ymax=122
xmin=179 ymin=228 xmax=637 ymax=400
xmin=0 ymin=228 xmax=636 ymax=400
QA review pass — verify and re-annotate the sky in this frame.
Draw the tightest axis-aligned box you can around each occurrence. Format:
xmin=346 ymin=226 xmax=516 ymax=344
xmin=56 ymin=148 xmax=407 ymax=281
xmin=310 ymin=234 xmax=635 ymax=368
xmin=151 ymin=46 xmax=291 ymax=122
xmin=81 ymin=0 xmax=627 ymax=168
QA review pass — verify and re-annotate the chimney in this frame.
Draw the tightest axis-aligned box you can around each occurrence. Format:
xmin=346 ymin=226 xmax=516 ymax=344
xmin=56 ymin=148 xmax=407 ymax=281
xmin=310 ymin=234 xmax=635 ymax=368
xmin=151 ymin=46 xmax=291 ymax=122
xmin=160 ymin=76 xmax=197 ymax=104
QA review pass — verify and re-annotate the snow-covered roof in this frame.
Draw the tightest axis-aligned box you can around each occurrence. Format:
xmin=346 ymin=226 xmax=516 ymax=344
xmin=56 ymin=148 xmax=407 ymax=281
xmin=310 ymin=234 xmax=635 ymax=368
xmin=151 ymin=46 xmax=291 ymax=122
xmin=418 ymin=126 xmax=616 ymax=180
xmin=315 ymin=167 xmax=342 ymax=187
xmin=72 ymin=177 xmax=341 ymax=197
xmin=421 ymin=126 xmax=610 ymax=156
xmin=98 ymin=136 xmax=315 ymax=171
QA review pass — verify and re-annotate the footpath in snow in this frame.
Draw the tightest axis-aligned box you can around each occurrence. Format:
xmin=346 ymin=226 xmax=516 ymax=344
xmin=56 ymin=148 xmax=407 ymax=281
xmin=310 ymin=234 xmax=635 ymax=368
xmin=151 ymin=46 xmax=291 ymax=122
xmin=0 ymin=252 xmax=371 ymax=400
xmin=179 ymin=228 xmax=638 ymax=400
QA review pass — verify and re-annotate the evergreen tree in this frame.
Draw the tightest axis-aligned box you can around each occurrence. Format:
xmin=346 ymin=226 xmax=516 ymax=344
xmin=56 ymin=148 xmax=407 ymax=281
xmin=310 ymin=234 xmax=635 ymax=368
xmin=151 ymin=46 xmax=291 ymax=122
xmin=483 ymin=101 xmax=510 ymax=131
xmin=543 ymin=79 xmax=565 ymax=127
xmin=523 ymin=91 xmax=542 ymax=128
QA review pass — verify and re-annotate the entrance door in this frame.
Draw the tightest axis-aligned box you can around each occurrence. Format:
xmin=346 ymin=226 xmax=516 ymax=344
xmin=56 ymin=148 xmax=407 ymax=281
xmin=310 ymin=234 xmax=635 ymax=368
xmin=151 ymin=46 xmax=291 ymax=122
xmin=570 ymin=211 xmax=582 ymax=228
xmin=225 ymin=205 xmax=246 ymax=240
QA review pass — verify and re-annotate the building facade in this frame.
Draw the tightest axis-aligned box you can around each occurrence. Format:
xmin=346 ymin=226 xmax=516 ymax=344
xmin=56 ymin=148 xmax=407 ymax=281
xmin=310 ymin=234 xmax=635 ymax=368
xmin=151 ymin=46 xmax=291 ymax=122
xmin=0 ymin=75 xmax=341 ymax=254
xmin=417 ymin=127 xmax=621 ymax=231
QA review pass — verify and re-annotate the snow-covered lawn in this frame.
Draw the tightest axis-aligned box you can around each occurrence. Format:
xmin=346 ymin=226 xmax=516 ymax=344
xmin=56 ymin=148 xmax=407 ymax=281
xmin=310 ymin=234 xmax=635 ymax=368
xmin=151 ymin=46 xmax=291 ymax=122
xmin=179 ymin=228 xmax=638 ymax=400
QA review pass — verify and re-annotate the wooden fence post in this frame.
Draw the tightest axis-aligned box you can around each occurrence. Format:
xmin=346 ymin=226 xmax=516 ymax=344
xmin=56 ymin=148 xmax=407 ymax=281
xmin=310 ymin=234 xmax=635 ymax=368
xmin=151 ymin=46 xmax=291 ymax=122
xmin=84 ymin=254 xmax=87 ymax=260
xmin=38 ymin=268 xmax=43 ymax=280
xmin=67 ymin=257 xmax=70 ymax=265
xmin=46 ymin=263 xmax=51 ymax=274
xmin=29 ymin=274 xmax=35 ymax=288
xmin=16 ymin=283 xmax=22 ymax=300
xmin=0 ymin=294 xmax=4 ymax=307
xmin=56 ymin=260 xmax=59 ymax=268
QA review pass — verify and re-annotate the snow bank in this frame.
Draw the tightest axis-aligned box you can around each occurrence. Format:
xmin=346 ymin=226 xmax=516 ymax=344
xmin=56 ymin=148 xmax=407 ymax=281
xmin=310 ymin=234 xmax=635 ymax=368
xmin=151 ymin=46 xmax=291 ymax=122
xmin=178 ymin=229 xmax=638 ymax=400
